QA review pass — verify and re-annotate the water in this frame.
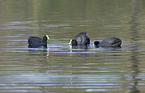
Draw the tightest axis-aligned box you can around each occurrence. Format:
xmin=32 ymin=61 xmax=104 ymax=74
xmin=0 ymin=0 xmax=145 ymax=93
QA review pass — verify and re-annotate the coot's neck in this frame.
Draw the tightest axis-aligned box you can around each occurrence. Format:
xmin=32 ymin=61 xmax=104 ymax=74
xmin=42 ymin=36 xmax=47 ymax=42
xmin=72 ymin=39 xmax=77 ymax=46
xmin=42 ymin=35 xmax=48 ymax=47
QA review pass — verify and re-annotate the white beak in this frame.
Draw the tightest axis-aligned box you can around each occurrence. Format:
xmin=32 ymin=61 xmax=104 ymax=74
xmin=46 ymin=35 xmax=50 ymax=40
xmin=69 ymin=39 xmax=72 ymax=45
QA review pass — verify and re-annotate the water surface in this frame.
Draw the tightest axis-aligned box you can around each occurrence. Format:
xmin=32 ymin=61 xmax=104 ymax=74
xmin=0 ymin=0 xmax=145 ymax=93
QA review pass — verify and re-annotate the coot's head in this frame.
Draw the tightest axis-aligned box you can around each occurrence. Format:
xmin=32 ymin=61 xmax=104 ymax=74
xmin=42 ymin=35 xmax=50 ymax=42
xmin=94 ymin=41 xmax=100 ymax=46
xmin=69 ymin=39 xmax=78 ymax=46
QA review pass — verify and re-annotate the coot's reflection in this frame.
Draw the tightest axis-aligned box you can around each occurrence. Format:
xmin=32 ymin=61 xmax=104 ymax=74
xmin=28 ymin=46 xmax=46 ymax=48
xmin=94 ymin=45 xmax=122 ymax=51
xmin=28 ymin=47 xmax=50 ymax=57
xmin=69 ymin=44 xmax=90 ymax=51
xmin=70 ymin=44 xmax=89 ymax=49
xmin=69 ymin=45 xmax=90 ymax=57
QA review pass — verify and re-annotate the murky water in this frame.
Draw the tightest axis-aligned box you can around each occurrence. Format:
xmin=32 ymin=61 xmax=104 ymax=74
xmin=0 ymin=0 xmax=145 ymax=93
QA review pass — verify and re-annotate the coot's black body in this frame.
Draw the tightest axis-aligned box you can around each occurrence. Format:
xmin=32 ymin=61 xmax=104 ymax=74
xmin=28 ymin=35 xmax=49 ymax=48
xmin=69 ymin=32 xmax=90 ymax=46
xmin=94 ymin=37 xmax=122 ymax=47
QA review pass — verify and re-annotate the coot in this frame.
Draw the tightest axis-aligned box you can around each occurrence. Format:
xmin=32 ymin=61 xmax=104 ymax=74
xmin=94 ymin=37 xmax=122 ymax=47
xmin=69 ymin=32 xmax=90 ymax=46
xmin=28 ymin=35 xmax=50 ymax=48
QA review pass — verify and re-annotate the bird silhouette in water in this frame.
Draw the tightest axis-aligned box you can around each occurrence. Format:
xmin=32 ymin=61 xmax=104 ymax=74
xmin=94 ymin=37 xmax=122 ymax=47
xmin=69 ymin=32 xmax=90 ymax=46
xmin=28 ymin=35 xmax=50 ymax=48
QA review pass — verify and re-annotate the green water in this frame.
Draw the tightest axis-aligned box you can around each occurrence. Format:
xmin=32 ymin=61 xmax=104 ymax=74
xmin=0 ymin=0 xmax=145 ymax=93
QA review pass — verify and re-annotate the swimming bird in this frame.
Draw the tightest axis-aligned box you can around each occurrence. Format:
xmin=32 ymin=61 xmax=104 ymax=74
xmin=69 ymin=32 xmax=90 ymax=46
xmin=94 ymin=37 xmax=122 ymax=47
xmin=28 ymin=35 xmax=50 ymax=48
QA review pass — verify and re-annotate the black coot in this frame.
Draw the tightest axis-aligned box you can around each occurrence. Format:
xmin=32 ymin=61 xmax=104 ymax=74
xmin=94 ymin=37 xmax=122 ymax=47
xmin=28 ymin=35 xmax=50 ymax=48
xmin=69 ymin=32 xmax=90 ymax=46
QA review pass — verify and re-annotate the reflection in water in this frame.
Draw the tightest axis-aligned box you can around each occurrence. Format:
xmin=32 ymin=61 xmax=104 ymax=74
xmin=69 ymin=44 xmax=89 ymax=50
xmin=69 ymin=45 xmax=90 ymax=57
xmin=28 ymin=47 xmax=50 ymax=57
xmin=129 ymin=0 xmax=140 ymax=93
xmin=97 ymin=46 xmax=122 ymax=51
